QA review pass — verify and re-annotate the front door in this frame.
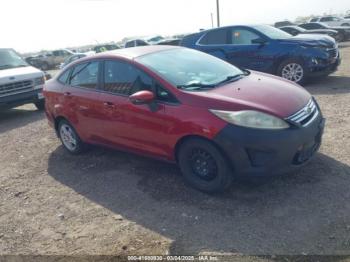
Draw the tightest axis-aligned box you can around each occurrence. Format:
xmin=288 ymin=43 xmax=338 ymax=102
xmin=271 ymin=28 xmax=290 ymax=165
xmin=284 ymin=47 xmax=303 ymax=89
xmin=98 ymin=59 xmax=173 ymax=158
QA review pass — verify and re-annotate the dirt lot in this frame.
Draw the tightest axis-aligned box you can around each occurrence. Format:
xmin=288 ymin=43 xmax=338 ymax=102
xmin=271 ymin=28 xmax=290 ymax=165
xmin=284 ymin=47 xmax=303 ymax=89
xmin=0 ymin=44 xmax=350 ymax=259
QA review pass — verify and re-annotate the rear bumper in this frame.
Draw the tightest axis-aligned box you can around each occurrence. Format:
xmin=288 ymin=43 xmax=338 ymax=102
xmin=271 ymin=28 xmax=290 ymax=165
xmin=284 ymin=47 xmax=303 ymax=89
xmin=214 ymin=114 xmax=325 ymax=177
xmin=0 ymin=88 xmax=44 ymax=109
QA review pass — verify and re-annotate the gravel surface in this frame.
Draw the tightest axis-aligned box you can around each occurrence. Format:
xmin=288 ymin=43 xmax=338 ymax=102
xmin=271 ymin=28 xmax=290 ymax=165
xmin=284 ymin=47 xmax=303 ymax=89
xmin=0 ymin=43 xmax=349 ymax=258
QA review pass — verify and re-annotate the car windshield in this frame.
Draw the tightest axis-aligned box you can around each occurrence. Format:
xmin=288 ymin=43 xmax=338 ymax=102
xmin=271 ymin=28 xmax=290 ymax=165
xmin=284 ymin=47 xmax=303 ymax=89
xmin=253 ymin=25 xmax=292 ymax=39
xmin=0 ymin=49 xmax=28 ymax=70
xmin=136 ymin=48 xmax=244 ymax=90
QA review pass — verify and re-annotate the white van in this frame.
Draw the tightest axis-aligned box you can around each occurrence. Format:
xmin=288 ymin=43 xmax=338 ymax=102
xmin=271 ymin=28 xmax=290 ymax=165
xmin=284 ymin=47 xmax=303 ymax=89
xmin=0 ymin=48 xmax=45 ymax=110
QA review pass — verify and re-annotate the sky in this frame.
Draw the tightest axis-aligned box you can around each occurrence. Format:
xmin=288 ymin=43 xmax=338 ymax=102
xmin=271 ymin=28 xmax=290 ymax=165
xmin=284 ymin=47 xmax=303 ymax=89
xmin=2 ymin=0 xmax=349 ymax=53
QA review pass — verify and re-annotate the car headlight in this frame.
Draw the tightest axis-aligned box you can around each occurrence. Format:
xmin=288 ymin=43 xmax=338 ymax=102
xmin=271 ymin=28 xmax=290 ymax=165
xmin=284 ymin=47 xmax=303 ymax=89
xmin=210 ymin=110 xmax=290 ymax=130
xmin=34 ymin=76 xmax=45 ymax=86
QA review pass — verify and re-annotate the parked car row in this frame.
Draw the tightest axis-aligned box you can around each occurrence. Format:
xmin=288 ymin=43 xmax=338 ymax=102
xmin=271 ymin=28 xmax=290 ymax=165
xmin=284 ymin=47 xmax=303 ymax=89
xmin=275 ymin=16 xmax=350 ymax=42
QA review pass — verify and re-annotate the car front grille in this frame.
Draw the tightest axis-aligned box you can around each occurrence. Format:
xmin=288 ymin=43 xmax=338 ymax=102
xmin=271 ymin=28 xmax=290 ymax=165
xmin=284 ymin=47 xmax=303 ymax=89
xmin=0 ymin=80 xmax=34 ymax=97
xmin=286 ymin=99 xmax=319 ymax=127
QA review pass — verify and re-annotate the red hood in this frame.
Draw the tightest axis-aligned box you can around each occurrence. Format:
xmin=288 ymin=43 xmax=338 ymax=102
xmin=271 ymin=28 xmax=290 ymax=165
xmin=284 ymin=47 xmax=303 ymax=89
xmin=182 ymin=71 xmax=311 ymax=118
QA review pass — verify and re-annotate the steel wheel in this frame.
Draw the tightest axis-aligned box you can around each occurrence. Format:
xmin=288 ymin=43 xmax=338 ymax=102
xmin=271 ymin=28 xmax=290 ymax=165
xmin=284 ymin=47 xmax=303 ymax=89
xmin=59 ymin=123 xmax=77 ymax=152
xmin=190 ymin=148 xmax=218 ymax=181
xmin=281 ymin=63 xmax=304 ymax=83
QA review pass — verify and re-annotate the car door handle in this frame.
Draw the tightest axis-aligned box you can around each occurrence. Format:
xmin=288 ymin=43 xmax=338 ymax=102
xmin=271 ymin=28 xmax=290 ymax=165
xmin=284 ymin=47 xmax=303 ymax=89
xmin=103 ymin=101 xmax=116 ymax=108
xmin=63 ymin=92 xmax=72 ymax=97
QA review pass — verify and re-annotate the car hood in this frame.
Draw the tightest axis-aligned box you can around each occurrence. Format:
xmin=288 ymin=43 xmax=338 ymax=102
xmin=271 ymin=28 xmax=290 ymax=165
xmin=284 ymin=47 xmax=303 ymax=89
xmin=184 ymin=71 xmax=311 ymax=118
xmin=277 ymin=34 xmax=336 ymax=47
xmin=0 ymin=66 xmax=44 ymax=85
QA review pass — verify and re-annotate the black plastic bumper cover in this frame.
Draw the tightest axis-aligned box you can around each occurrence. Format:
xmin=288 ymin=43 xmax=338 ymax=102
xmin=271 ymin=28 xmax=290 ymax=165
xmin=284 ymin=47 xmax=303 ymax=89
xmin=214 ymin=114 xmax=325 ymax=177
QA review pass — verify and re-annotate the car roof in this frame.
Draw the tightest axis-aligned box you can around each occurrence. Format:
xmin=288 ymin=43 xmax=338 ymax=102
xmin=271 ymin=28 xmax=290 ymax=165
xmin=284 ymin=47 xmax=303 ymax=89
xmin=91 ymin=45 xmax=181 ymax=60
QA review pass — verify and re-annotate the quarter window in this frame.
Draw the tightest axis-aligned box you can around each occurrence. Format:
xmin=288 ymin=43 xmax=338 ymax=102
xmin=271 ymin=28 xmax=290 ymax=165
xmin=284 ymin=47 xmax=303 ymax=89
xmin=69 ymin=62 xmax=99 ymax=89
xmin=230 ymin=29 xmax=260 ymax=45
xmin=199 ymin=28 xmax=229 ymax=45
xmin=58 ymin=69 xmax=71 ymax=84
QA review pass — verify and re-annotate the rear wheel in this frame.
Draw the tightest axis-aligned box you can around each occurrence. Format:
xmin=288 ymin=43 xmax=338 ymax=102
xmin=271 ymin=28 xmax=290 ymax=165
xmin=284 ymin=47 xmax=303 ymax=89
xmin=277 ymin=59 xmax=306 ymax=84
xmin=178 ymin=138 xmax=233 ymax=193
xmin=41 ymin=62 xmax=49 ymax=71
xmin=335 ymin=32 xmax=345 ymax=42
xmin=58 ymin=120 xmax=86 ymax=154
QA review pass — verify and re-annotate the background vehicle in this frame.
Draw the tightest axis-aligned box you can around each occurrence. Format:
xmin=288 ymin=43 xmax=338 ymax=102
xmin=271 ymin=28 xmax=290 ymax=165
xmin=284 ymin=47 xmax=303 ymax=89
xmin=180 ymin=25 xmax=340 ymax=84
xmin=156 ymin=38 xmax=181 ymax=46
xmin=93 ymin=44 xmax=120 ymax=53
xmin=299 ymin=22 xmax=350 ymax=41
xmin=309 ymin=16 xmax=350 ymax=26
xmin=0 ymin=48 xmax=45 ymax=110
xmin=59 ymin=53 xmax=90 ymax=69
xmin=146 ymin=35 xmax=165 ymax=44
xmin=44 ymin=46 xmax=324 ymax=193
xmin=279 ymin=25 xmax=338 ymax=39
xmin=31 ymin=49 xmax=75 ymax=70
xmin=274 ymin=20 xmax=294 ymax=28
xmin=124 ymin=39 xmax=149 ymax=48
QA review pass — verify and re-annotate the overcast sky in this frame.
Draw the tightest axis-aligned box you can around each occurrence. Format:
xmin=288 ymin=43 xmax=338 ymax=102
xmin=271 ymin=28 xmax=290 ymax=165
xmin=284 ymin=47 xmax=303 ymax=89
xmin=2 ymin=0 xmax=349 ymax=52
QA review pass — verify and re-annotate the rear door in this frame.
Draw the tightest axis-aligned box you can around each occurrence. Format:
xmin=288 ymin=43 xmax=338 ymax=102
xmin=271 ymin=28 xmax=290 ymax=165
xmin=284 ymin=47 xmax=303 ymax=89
xmin=62 ymin=60 xmax=106 ymax=142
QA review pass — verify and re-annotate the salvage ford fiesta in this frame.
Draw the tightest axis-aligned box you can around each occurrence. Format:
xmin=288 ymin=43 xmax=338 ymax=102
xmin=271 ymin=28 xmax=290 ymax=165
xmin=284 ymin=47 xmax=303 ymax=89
xmin=44 ymin=46 xmax=325 ymax=193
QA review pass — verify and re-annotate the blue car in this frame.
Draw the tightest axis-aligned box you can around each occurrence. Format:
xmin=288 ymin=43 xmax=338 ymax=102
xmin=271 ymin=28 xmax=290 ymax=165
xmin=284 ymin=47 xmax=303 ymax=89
xmin=180 ymin=25 xmax=340 ymax=84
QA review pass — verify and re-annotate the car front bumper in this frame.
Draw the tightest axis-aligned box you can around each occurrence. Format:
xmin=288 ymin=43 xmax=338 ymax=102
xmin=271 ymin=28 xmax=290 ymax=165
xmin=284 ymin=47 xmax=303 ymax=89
xmin=213 ymin=113 xmax=325 ymax=177
xmin=0 ymin=88 xmax=44 ymax=109
xmin=307 ymin=54 xmax=341 ymax=78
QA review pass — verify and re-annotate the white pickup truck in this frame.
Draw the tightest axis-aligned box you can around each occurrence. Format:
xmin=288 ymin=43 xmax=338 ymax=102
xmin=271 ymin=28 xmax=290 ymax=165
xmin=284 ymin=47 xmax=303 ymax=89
xmin=0 ymin=48 xmax=45 ymax=110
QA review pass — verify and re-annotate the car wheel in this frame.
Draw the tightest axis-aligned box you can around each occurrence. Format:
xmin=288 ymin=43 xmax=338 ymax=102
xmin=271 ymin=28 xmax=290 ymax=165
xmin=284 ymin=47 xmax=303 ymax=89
xmin=178 ymin=138 xmax=233 ymax=193
xmin=41 ymin=62 xmax=49 ymax=71
xmin=341 ymin=23 xmax=350 ymax=26
xmin=277 ymin=59 xmax=306 ymax=84
xmin=335 ymin=32 xmax=345 ymax=42
xmin=34 ymin=100 xmax=45 ymax=110
xmin=58 ymin=120 xmax=86 ymax=154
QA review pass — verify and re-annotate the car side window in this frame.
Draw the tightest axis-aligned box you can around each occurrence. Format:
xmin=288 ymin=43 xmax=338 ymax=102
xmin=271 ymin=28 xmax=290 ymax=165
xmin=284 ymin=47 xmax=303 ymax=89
xmin=103 ymin=60 xmax=153 ymax=95
xmin=321 ymin=17 xmax=331 ymax=22
xmin=69 ymin=62 xmax=99 ymax=89
xmin=58 ymin=69 xmax=71 ymax=84
xmin=155 ymin=83 xmax=178 ymax=103
xmin=199 ymin=28 xmax=229 ymax=45
xmin=230 ymin=29 xmax=260 ymax=45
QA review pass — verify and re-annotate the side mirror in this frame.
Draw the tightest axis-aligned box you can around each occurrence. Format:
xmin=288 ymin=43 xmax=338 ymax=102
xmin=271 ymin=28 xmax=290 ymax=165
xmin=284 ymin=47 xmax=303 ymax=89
xmin=252 ymin=38 xmax=267 ymax=45
xmin=129 ymin=90 xmax=155 ymax=105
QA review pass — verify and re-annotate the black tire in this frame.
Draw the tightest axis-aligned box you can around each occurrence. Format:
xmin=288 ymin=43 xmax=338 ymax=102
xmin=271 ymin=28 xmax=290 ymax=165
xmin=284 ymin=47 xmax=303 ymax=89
xmin=335 ymin=32 xmax=345 ymax=42
xmin=58 ymin=119 xmax=86 ymax=154
xmin=277 ymin=58 xmax=307 ymax=85
xmin=177 ymin=138 xmax=233 ymax=193
xmin=41 ymin=62 xmax=49 ymax=71
xmin=34 ymin=100 xmax=45 ymax=110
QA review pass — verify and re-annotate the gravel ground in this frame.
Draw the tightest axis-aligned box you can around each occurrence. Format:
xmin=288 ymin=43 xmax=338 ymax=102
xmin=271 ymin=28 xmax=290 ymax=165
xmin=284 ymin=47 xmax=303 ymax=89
xmin=0 ymin=43 xmax=349 ymax=259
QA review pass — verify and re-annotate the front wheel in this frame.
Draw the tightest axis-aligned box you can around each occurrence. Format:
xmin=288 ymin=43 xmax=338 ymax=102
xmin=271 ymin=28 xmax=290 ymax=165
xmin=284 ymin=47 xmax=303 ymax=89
xmin=58 ymin=120 xmax=86 ymax=154
xmin=335 ymin=32 xmax=345 ymax=42
xmin=178 ymin=138 xmax=233 ymax=193
xmin=277 ymin=59 xmax=306 ymax=84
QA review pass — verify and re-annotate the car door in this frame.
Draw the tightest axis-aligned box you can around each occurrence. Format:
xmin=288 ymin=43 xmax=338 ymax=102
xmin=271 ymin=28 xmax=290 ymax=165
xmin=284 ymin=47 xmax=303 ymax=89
xmin=62 ymin=60 xmax=106 ymax=142
xmin=98 ymin=59 xmax=173 ymax=158
xmin=225 ymin=27 xmax=273 ymax=73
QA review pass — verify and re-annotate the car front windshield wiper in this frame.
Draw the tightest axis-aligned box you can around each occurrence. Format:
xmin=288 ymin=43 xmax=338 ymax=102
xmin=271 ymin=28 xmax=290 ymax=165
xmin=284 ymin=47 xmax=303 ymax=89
xmin=177 ymin=82 xmax=216 ymax=90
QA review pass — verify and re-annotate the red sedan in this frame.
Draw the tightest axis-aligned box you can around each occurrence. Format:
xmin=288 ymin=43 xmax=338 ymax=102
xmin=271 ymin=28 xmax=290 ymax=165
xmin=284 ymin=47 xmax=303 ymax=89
xmin=44 ymin=46 xmax=325 ymax=193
